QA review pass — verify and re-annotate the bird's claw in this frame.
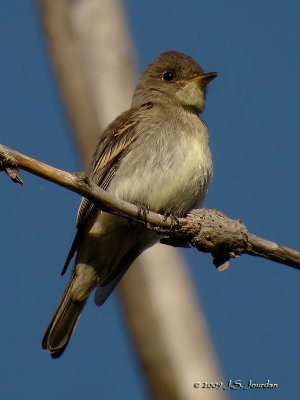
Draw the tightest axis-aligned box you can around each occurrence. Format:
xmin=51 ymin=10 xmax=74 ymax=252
xmin=137 ymin=204 xmax=150 ymax=225
xmin=163 ymin=212 xmax=180 ymax=230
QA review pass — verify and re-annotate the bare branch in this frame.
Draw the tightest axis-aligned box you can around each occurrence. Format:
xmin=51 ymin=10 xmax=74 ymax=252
xmin=1 ymin=142 xmax=300 ymax=271
xmin=176 ymin=209 xmax=300 ymax=270
xmin=0 ymin=144 xmax=169 ymax=227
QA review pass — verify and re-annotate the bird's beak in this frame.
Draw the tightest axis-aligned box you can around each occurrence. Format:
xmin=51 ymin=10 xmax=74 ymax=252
xmin=191 ymin=72 xmax=218 ymax=88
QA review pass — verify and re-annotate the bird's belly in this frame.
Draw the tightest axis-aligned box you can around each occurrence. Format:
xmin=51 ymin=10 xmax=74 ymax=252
xmin=113 ymin=134 xmax=212 ymax=215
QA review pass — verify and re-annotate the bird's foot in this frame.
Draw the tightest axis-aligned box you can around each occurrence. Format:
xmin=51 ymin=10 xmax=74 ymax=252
xmin=137 ymin=204 xmax=150 ymax=225
xmin=163 ymin=212 xmax=180 ymax=230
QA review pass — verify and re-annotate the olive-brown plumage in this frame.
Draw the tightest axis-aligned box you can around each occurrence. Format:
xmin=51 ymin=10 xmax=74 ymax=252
xmin=42 ymin=51 xmax=217 ymax=357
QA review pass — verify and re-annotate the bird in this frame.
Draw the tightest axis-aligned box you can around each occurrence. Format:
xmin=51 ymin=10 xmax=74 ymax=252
xmin=42 ymin=50 xmax=218 ymax=358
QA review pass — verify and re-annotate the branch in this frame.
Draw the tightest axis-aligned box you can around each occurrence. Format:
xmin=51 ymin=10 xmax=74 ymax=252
xmin=1 ymin=143 xmax=300 ymax=271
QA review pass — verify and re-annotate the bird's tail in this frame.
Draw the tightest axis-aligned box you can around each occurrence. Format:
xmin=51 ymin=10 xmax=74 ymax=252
xmin=42 ymin=272 xmax=87 ymax=358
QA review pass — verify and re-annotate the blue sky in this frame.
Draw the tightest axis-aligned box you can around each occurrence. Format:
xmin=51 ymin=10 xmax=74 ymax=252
xmin=1 ymin=1 xmax=300 ymax=399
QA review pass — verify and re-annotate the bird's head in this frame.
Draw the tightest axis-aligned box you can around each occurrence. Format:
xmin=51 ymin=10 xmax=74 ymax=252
xmin=132 ymin=51 xmax=218 ymax=113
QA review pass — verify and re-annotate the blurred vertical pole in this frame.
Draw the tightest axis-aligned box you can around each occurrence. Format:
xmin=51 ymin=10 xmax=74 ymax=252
xmin=37 ymin=1 xmax=227 ymax=399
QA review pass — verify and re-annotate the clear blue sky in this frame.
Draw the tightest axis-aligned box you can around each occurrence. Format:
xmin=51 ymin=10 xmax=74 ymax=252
xmin=1 ymin=1 xmax=300 ymax=399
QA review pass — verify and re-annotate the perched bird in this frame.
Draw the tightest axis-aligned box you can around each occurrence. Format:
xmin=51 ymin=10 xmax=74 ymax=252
xmin=42 ymin=50 xmax=218 ymax=358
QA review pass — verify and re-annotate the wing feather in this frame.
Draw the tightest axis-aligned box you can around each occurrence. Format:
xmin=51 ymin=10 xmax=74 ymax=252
xmin=62 ymin=103 xmax=153 ymax=275
xmin=76 ymin=103 xmax=152 ymax=226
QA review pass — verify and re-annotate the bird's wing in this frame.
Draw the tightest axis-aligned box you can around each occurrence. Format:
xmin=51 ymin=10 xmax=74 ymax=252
xmin=61 ymin=102 xmax=153 ymax=275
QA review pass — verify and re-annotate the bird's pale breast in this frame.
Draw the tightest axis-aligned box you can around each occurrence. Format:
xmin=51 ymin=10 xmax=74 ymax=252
xmin=110 ymin=107 xmax=212 ymax=216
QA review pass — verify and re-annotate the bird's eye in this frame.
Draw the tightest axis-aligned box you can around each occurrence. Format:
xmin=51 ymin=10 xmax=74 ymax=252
xmin=162 ymin=71 xmax=175 ymax=81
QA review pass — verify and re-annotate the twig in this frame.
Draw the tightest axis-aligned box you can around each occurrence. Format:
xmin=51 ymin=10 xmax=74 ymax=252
xmin=0 ymin=151 xmax=23 ymax=184
xmin=1 ymin=143 xmax=300 ymax=271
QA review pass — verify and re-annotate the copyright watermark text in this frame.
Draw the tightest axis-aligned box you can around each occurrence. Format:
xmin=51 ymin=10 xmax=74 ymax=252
xmin=193 ymin=379 xmax=278 ymax=391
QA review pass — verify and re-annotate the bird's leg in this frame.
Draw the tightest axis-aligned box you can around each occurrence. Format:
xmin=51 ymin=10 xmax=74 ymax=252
xmin=137 ymin=204 xmax=150 ymax=225
xmin=163 ymin=212 xmax=180 ymax=231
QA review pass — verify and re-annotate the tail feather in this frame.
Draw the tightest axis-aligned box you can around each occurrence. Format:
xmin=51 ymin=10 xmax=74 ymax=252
xmin=42 ymin=273 xmax=87 ymax=358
